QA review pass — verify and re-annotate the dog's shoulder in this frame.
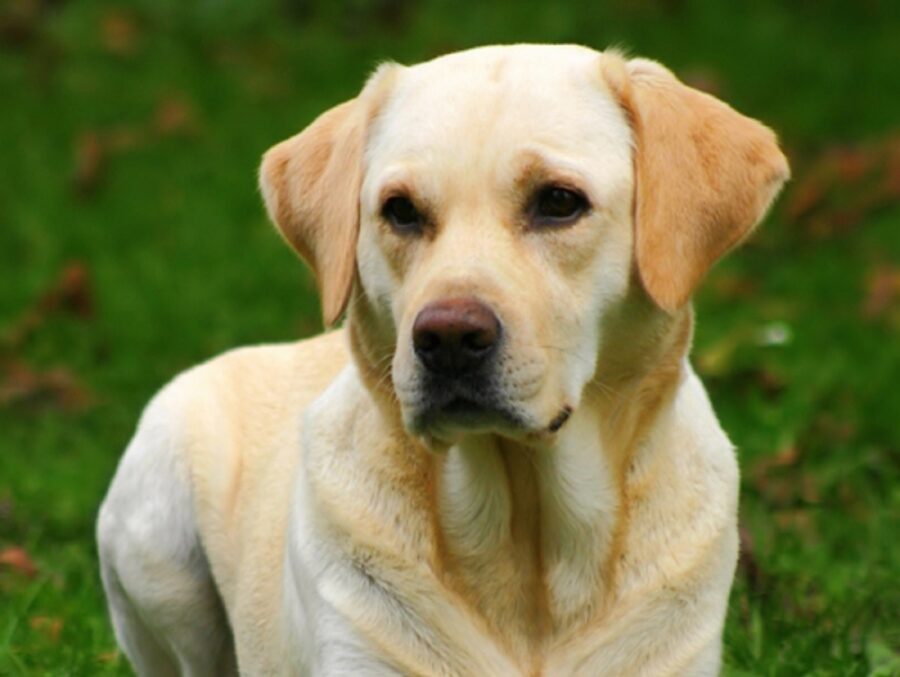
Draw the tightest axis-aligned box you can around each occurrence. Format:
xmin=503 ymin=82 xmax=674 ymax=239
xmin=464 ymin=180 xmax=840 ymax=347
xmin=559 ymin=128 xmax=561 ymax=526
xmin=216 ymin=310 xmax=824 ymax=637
xmin=124 ymin=331 xmax=351 ymax=586
xmin=142 ymin=329 xmax=351 ymax=451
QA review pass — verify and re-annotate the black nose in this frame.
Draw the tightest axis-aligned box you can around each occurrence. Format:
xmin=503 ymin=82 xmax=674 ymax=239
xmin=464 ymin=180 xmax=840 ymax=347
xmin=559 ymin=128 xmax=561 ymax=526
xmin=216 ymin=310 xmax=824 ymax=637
xmin=412 ymin=298 xmax=501 ymax=376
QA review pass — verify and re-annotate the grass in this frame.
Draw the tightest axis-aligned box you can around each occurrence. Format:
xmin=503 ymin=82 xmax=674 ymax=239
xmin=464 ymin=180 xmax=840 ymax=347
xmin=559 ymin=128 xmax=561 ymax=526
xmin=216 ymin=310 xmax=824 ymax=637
xmin=1 ymin=0 xmax=898 ymax=674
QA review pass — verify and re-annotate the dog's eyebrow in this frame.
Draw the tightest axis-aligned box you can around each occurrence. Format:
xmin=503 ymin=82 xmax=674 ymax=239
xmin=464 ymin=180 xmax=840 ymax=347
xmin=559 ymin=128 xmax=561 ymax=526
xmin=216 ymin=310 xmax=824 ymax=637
xmin=514 ymin=148 xmax=591 ymax=193
xmin=377 ymin=180 xmax=416 ymax=204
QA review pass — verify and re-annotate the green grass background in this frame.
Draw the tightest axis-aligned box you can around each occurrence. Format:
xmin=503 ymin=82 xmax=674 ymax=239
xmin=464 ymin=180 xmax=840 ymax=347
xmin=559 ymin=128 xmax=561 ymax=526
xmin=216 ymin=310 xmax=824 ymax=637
xmin=1 ymin=0 xmax=898 ymax=674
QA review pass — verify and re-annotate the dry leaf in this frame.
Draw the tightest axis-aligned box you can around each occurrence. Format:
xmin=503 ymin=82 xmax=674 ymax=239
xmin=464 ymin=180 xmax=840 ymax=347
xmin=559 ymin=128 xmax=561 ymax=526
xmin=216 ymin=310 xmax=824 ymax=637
xmin=0 ymin=361 xmax=93 ymax=412
xmin=0 ymin=546 xmax=37 ymax=577
xmin=97 ymin=650 xmax=121 ymax=664
xmin=752 ymin=445 xmax=801 ymax=475
xmin=100 ymin=10 xmax=139 ymax=56
xmin=0 ymin=0 xmax=41 ymax=47
xmin=104 ymin=125 xmax=145 ymax=152
xmin=43 ymin=262 xmax=93 ymax=318
xmin=863 ymin=266 xmax=900 ymax=319
xmin=3 ymin=261 xmax=94 ymax=350
xmin=29 ymin=616 xmax=63 ymax=642
xmin=737 ymin=524 xmax=765 ymax=594
xmin=786 ymin=178 xmax=826 ymax=222
xmin=755 ymin=368 xmax=787 ymax=398
xmin=69 ymin=94 xmax=197 ymax=198
xmin=748 ymin=446 xmax=810 ymax=508
xmin=710 ymin=272 xmax=758 ymax=300
xmin=154 ymin=96 xmax=196 ymax=137
xmin=832 ymin=147 xmax=874 ymax=183
xmin=786 ymin=134 xmax=900 ymax=238
xmin=72 ymin=131 xmax=105 ymax=196
xmin=773 ymin=508 xmax=817 ymax=538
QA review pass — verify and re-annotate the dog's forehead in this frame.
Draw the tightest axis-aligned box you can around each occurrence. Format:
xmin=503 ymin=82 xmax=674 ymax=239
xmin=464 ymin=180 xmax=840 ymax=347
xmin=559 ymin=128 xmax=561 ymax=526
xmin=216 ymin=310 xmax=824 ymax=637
xmin=367 ymin=45 xmax=631 ymax=169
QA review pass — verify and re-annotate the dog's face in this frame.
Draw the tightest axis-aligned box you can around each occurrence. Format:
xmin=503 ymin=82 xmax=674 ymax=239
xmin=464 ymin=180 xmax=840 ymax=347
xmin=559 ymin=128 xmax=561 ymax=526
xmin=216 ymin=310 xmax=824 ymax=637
xmin=260 ymin=45 xmax=789 ymax=446
xmin=357 ymin=47 xmax=634 ymax=441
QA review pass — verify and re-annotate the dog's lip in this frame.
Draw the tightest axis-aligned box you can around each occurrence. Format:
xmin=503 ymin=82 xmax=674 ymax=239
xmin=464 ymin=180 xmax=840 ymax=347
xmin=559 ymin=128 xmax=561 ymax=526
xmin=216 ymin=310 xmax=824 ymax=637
xmin=409 ymin=396 xmax=525 ymax=436
xmin=441 ymin=397 xmax=484 ymax=414
xmin=546 ymin=405 xmax=573 ymax=432
xmin=420 ymin=396 xmax=510 ymax=424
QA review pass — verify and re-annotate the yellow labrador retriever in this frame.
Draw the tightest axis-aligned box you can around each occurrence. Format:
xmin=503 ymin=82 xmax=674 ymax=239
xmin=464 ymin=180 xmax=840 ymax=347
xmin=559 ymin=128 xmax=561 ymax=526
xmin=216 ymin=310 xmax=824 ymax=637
xmin=98 ymin=45 xmax=788 ymax=676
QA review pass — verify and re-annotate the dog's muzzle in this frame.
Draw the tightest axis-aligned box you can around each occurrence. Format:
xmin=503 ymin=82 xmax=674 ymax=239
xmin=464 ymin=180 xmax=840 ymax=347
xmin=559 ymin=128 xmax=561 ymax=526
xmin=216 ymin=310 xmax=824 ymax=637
xmin=409 ymin=298 xmax=521 ymax=434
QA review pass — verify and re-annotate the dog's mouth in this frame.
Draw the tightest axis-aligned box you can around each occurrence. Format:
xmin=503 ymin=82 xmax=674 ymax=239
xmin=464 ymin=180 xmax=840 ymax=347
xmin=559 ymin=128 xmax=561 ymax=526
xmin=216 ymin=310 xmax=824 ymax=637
xmin=432 ymin=396 xmax=520 ymax=425
xmin=409 ymin=397 xmax=575 ymax=447
xmin=408 ymin=387 xmax=526 ymax=439
xmin=400 ymin=358 xmax=573 ymax=442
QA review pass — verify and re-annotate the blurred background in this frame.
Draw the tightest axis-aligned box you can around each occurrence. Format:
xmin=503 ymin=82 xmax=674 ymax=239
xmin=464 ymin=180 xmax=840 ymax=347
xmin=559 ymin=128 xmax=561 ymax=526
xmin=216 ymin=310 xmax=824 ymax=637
xmin=1 ymin=0 xmax=898 ymax=673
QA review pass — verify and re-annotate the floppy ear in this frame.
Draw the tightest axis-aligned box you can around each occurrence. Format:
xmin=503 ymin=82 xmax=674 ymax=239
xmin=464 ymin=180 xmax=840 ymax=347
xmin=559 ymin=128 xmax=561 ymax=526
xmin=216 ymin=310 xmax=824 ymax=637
xmin=603 ymin=55 xmax=790 ymax=312
xmin=259 ymin=99 xmax=367 ymax=327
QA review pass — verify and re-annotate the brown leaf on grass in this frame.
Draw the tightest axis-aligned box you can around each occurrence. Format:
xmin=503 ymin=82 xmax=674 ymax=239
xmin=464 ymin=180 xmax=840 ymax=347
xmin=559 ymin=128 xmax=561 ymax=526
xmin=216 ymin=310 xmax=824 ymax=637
xmin=0 ymin=546 xmax=37 ymax=577
xmin=737 ymin=524 xmax=765 ymax=594
xmin=104 ymin=125 xmax=145 ymax=152
xmin=72 ymin=131 xmax=105 ymax=196
xmin=154 ymin=96 xmax=197 ymax=137
xmin=749 ymin=442 xmax=823 ymax=513
xmin=70 ymin=94 xmax=198 ymax=197
xmin=3 ymin=261 xmax=94 ymax=351
xmin=773 ymin=508 xmax=817 ymax=539
xmin=752 ymin=445 xmax=800 ymax=475
xmin=832 ymin=147 xmax=875 ymax=183
xmin=755 ymin=368 xmax=787 ymax=398
xmin=786 ymin=134 xmax=900 ymax=238
xmin=29 ymin=616 xmax=63 ymax=642
xmin=0 ymin=0 xmax=41 ymax=47
xmin=100 ymin=10 xmax=139 ymax=57
xmin=748 ymin=446 xmax=809 ymax=507
xmin=43 ymin=262 xmax=93 ymax=318
xmin=785 ymin=177 xmax=826 ymax=222
xmin=810 ymin=412 xmax=857 ymax=444
xmin=97 ymin=650 xmax=121 ymax=664
xmin=0 ymin=361 xmax=93 ymax=412
xmin=709 ymin=271 xmax=758 ymax=301
xmin=863 ymin=266 xmax=900 ymax=319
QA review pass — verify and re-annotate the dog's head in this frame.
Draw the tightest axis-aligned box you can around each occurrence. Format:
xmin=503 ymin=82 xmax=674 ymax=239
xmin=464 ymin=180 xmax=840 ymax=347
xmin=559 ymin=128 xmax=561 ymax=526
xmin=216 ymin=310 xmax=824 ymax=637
xmin=260 ymin=45 xmax=788 ymax=446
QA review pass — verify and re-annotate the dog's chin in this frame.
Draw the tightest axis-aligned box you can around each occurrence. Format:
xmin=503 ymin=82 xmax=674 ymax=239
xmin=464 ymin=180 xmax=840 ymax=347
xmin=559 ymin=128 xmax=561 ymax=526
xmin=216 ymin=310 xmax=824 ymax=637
xmin=406 ymin=397 xmax=530 ymax=449
xmin=404 ymin=398 xmax=578 ymax=451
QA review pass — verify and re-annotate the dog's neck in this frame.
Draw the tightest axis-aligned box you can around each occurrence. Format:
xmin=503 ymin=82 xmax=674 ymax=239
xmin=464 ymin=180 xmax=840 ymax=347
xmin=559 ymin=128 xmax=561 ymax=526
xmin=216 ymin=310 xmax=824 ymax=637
xmin=432 ymin=410 xmax=614 ymax=659
xmin=347 ymin=293 xmax=693 ymax=666
xmin=433 ymin=309 xmax=692 ymax=664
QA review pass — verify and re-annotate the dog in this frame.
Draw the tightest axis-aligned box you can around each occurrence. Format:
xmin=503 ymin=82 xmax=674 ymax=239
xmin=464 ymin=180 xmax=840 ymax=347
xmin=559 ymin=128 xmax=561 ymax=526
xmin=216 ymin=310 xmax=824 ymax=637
xmin=97 ymin=44 xmax=788 ymax=676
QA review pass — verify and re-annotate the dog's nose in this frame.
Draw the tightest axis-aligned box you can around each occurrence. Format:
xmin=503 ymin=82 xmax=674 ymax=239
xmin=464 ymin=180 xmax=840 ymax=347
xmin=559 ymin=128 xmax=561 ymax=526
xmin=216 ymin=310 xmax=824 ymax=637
xmin=413 ymin=299 xmax=501 ymax=375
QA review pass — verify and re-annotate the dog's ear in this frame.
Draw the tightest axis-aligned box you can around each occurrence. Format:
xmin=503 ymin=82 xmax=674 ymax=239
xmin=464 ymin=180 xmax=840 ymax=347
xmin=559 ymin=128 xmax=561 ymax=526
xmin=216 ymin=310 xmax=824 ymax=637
xmin=602 ymin=55 xmax=790 ymax=313
xmin=259 ymin=65 xmax=398 ymax=326
xmin=259 ymin=101 xmax=366 ymax=327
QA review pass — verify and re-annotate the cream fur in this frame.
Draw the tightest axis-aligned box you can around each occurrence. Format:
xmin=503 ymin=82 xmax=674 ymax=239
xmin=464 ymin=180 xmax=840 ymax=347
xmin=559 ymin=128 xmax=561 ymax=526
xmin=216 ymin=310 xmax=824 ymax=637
xmin=98 ymin=44 xmax=788 ymax=676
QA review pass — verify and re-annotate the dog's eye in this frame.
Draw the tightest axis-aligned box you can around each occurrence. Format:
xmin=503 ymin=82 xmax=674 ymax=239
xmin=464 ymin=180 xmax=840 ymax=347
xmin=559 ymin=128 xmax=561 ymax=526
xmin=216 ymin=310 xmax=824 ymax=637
xmin=533 ymin=186 xmax=589 ymax=226
xmin=382 ymin=196 xmax=422 ymax=233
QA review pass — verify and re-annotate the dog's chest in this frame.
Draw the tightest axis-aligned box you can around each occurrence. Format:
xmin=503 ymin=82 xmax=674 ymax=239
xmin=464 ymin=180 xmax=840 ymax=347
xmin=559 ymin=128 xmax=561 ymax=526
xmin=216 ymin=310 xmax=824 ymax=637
xmin=281 ymin=372 xmax=735 ymax=675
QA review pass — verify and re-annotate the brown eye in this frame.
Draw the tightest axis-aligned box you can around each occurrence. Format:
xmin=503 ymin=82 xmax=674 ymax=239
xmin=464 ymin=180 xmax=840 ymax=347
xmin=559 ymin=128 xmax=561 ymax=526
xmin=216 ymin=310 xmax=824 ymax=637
xmin=533 ymin=185 xmax=589 ymax=226
xmin=382 ymin=196 xmax=422 ymax=233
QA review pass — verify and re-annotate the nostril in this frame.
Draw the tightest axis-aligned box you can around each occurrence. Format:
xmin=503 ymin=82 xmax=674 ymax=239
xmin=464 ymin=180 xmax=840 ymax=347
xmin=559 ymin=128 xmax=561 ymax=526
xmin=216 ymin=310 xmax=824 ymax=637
xmin=462 ymin=329 xmax=493 ymax=353
xmin=414 ymin=329 xmax=441 ymax=354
